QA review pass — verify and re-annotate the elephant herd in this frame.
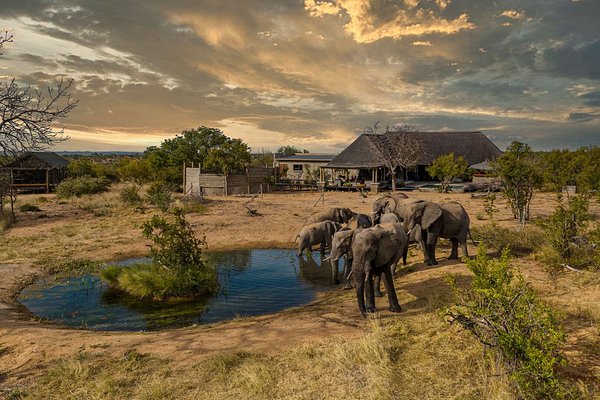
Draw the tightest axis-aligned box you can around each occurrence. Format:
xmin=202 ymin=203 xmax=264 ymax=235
xmin=297 ymin=193 xmax=472 ymax=316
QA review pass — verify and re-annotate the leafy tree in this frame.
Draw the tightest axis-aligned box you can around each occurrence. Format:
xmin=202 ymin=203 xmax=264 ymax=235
xmin=67 ymin=158 xmax=106 ymax=178
xmin=574 ymin=146 xmax=600 ymax=196
xmin=117 ymin=158 xmax=152 ymax=186
xmin=143 ymin=126 xmax=229 ymax=184
xmin=277 ymin=145 xmax=307 ymax=155
xmin=251 ymin=149 xmax=274 ymax=168
xmin=426 ymin=152 xmax=468 ymax=193
xmin=493 ymin=142 xmax=542 ymax=227
xmin=205 ymin=138 xmax=251 ymax=194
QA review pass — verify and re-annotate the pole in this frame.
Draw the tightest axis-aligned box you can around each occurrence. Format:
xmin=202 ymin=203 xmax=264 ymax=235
xmin=183 ymin=161 xmax=186 ymax=194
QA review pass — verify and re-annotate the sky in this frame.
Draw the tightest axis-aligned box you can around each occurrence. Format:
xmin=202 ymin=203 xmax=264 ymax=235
xmin=1 ymin=0 xmax=599 ymax=153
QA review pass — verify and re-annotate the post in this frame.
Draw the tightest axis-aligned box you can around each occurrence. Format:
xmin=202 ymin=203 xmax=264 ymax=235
xmin=183 ymin=162 xmax=186 ymax=194
xmin=45 ymin=169 xmax=50 ymax=193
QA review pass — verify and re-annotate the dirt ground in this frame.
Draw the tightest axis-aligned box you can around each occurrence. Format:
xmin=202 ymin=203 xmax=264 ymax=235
xmin=0 ymin=189 xmax=599 ymax=394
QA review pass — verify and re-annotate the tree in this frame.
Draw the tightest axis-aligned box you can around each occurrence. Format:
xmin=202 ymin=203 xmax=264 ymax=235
xmin=277 ymin=145 xmax=307 ymax=155
xmin=251 ymin=149 xmax=274 ymax=168
xmin=205 ymin=138 xmax=251 ymax=195
xmin=0 ymin=32 xmax=76 ymax=219
xmin=143 ymin=126 xmax=229 ymax=184
xmin=117 ymin=158 xmax=152 ymax=186
xmin=492 ymin=142 xmax=542 ymax=227
xmin=427 ymin=153 xmax=468 ymax=193
xmin=366 ymin=122 xmax=424 ymax=191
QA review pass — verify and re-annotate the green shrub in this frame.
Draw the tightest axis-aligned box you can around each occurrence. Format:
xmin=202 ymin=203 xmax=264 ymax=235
xmin=56 ymin=176 xmax=110 ymax=198
xmin=43 ymin=259 xmax=105 ymax=276
xmin=100 ymin=211 xmax=217 ymax=300
xmin=119 ymin=184 xmax=143 ymax=206
xmin=471 ymin=223 xmax=545 ymax=255
xmin=446 ymin=247 xmax=566 ymax=399
xmin=19 ymin=203 xmax=41 ymax=212
xmin=37 ymin=196 xmax=49 ymax=203
xmin=146 ymin=181 xmax=174 ymax=212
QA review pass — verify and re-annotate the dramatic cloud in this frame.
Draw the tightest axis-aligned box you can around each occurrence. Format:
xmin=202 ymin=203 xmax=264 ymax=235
xmin=0 ymin=0 xmax=598 ymax=152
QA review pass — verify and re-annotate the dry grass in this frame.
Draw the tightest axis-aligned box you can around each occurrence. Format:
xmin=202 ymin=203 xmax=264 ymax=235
xmin=17 ymin=317 xmax=509 ymax=400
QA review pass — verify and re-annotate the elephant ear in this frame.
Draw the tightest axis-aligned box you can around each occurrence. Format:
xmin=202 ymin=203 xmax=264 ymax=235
xmin=385 ymin=197 xmax=397 ymax=214
xmin=421 ymin=203 xmax=443 ymax=230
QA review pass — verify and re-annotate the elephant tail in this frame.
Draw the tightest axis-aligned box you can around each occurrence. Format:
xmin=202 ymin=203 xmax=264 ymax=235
xmin=468 ymin=229 xmax=478 ymax=247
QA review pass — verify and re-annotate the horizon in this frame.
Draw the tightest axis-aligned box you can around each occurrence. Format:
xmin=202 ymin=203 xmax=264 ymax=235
xmin=1 ymin=1 xmax=599 ymax=153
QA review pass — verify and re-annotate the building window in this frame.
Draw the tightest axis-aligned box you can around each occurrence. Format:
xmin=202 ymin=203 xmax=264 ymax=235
xmin=293 ymin=164 xmax=303 ymax=172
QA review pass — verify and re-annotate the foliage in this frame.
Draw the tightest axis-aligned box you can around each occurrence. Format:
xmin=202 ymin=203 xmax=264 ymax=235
xmin=446 ymin=247 xmax=566 ymax=399
xmin=493 ymin=142 xmax=542 ymax=226
xmin=302 ymin=164 xmax=320 ymax=183
xmin=67 ymin=158 xmax=106 ymax=179
xmin=117 ymin=158 xmax=152 ymax=186
xmin=472 ymin=224 xmax=544 ymax=256
xmin=143 ymin=126 xmax=234 ymax=184
xmin=43 ymin=259 xmax=105 ymax=278
xmin=484 ymin=193 xmax=499 ymax=221
xmin=426 ymin=152 xmax=468 ymax=193
xmin=119 ymin=184 xmax=143 ymax=206
xmin=251 ymin=150 xmax=274 ymax=168
xmin=56 ymin=176 xmax=110 ymax=198
xmin=146 ymin=181 xmax=174 ymax=212
xmin=277 ymin=145 xmax=307 ymax=155
xmin=19 ymin=203 xmax=41 ymax=212
xmin=204 ymin=138 xmax=251 ymax=176
xmin=537 ymin=146 xmax=600 ymax=196
xmin=100 ymin=211 xmax=217 ymax=300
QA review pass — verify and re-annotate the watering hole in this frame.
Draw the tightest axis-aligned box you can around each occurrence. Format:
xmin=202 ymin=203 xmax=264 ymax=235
xmin=18 ymin=249 xmax=339 ymax=331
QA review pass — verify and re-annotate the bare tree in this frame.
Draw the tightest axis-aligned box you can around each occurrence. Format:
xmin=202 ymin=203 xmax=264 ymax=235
xmin=0 ymin=32 xmax=77 ymax=220
xmin=366 ymin=122 xmax=424 ymax=191
xmin=0 ymin=32 xmax=77 ymax=160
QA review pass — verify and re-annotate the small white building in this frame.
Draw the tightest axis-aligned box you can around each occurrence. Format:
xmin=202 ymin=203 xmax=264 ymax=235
xmin=274 ymin=153 xmax=336 ymax=181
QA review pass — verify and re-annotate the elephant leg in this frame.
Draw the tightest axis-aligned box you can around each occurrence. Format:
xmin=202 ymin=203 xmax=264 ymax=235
xmin=343 ymin=258 xmax=353 ymax=290
xmin=449 ymin=238 xmax=459 ymax=260
xmin=320 ymin=240 xmax=326 ymax=254
xmin=374 ymin=273 xmax=383 ymax=297
xmin=354 ymin=271 xmax=367 ymax=316
xmin=420 ymin=232 xmax=432 ymax=265
xmin=364 ymin=270 xmax=376 ymax=313
xmin=428 ymin=235 xmax=438 ymax=265
xmin=382 ymin=267 xmax=401 ymax=313
xmin=461 ymin=240 xmax=469 ymax=258
xmin=402 ymin=245 xmax=408 ymax=266
xmin=331 ymin=258 xmax=340 ymax=285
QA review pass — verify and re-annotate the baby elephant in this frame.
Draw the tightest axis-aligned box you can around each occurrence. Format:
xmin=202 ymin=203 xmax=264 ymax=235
xmin=297 ymin=220 xmax=342 ymax=257
xmin=346 ymin=213 xmax=373 ymax=229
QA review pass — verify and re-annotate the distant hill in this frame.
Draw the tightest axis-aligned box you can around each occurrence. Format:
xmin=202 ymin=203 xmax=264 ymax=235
xmin=57 ymin=151 xmax=144 ymax=156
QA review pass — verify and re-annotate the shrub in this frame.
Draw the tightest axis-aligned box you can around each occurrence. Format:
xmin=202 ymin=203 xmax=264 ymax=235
xmin=146 ymin=181 xmax=174 ymax=212
xmin=43 ymin=259 xmax=105 ymax=277
xmin=471 ymin=223 xmax=544 ymax=255
xmin=56 ymin=176 xmax=110 ymax=198
xmin=119 ymin=184 xmax=143 ymax=206
xmin=19 ymin=203 xmax=41 ymax=212
xmin=446 ymin=247 xmax=566 ymax=399
xmin=100 ymin=211 xmax=217 ymax=300
xmin=37 ymin=196 xmax=49 ymax=203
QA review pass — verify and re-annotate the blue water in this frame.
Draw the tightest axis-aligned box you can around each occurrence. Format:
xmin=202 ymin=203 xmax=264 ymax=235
xmin=18 ymin=249 xmax=337 ymax=331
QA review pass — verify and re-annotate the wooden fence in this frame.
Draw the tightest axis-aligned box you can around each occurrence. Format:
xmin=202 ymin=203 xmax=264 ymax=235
xmin=184 ymin=167 xmax=274 ymax=196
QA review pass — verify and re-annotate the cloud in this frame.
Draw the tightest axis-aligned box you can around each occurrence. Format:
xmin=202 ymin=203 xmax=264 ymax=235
xmin=500 ymin=10 xmax=526 ymax=20
xmin=304 ymin=0 xmax=475 ymax=44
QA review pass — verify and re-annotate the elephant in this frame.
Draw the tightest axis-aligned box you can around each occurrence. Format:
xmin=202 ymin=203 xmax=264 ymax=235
xmin=304 ymin=207 xmax=356 ymax=225
xmin=403 ymin=201 xmax=471 ymax=265
xmin=330 ymin=224 xmax=404 ymax=296
xmin=351 ymin=223 xmax=408 ymax=315
xmin=297 ymin=220 xmax=343 ymax=257
xmin=372 ymin=194 xmax=418 ymax=224
xmin=346 ymin=213 xmax=373 ymax=229
xmin=379 ymin=213 xmax=399 ymax=223
xmin=329 ymin=227 xmax=363 ymax=290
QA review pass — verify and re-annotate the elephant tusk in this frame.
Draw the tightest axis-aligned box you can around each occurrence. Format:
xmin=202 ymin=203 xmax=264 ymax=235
xmin=345 ymin=270 xmax=353 ymax=280
xmin=323 ymin=256 xmax=331 ymax=262
xmin=406 ymin=229 xmax=412 ymax=235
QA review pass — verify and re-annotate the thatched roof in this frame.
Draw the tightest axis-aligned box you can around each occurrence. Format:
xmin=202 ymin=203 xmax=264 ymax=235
xmin=325 ymin=131 xmax=502 ymax=169
xmin=4 ymin=152 xmax=69 ymax=169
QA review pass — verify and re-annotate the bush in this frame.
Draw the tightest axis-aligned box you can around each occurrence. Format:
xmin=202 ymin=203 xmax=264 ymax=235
xmin=446 ymin=247 xmax=566 ymax=399
xmin=471 ymin=223 xmax=545 ymax=255
xmin=19 ymin=203 xmax=41 ymax=212
xmin=100 ymin=211 xmax=217 ymax=300
xmin=56 ymin=176 xmax=110 ymax=198
xmin=120 ymin=184 xmax=143 ymax=206
xmin=146 ymin=181 xmax=174 ymax=212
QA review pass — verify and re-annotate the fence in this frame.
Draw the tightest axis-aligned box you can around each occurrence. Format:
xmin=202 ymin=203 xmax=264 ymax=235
xmin=184 ymin=167 xmax=274 ymax=196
